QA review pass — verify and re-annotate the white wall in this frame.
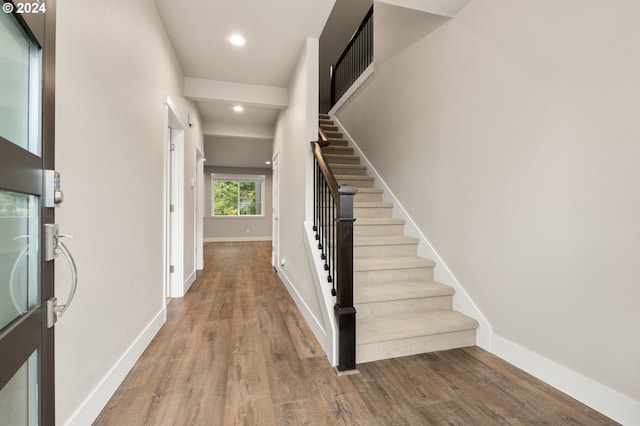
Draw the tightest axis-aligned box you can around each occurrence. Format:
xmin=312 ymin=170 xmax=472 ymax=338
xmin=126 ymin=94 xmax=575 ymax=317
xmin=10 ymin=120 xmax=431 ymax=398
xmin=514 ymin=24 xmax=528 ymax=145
xmin=204 ymin=166 xmax=273 ymax=241
xmin=55 ymin=0 xmax=202 ymax=423
xmin=272 ymin=38 xmax=327 ymax=341
xmin=336 ymin=0 xmax=640 ymax=412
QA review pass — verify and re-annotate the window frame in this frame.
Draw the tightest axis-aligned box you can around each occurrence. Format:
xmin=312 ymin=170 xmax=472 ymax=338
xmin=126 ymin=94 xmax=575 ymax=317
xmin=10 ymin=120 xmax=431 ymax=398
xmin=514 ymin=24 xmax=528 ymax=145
xmin=211 ymin=173 xmax=265 ymax=218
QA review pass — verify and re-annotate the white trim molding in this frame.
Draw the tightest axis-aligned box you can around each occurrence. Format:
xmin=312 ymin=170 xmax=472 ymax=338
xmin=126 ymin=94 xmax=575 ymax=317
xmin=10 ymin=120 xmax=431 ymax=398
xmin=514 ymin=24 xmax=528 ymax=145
xmin=304 ymin=221 xmax=337 ymax=364
xmin=204 ymin=236 xmax=272 ymax=243
xmin=63 ymin=308 xmax=165 ymax=426
xmin=492 ymin=335 xmax=640 ymax=425
xmin=275 ymin=260 xmax=328 ymax=354
xmin=184 ymin=269 xmax=197 ymax=294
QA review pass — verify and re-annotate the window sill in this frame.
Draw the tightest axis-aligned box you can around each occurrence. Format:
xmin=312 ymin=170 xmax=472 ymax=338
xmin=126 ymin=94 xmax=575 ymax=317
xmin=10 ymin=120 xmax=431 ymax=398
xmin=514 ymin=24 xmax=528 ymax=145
xmin=210 ymin=215 xmax=266 ymax=219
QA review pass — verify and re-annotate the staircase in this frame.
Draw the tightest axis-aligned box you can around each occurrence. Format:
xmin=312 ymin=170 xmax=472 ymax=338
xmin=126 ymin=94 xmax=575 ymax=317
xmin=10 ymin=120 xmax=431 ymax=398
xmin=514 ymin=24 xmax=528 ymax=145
xmin=319 ymin=113 xmax=479 ymax=364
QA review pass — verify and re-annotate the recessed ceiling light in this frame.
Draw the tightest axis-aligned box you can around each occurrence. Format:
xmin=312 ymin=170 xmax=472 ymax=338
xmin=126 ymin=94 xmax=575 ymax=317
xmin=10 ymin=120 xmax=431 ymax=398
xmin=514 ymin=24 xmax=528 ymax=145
xmin=233 ymin=105 xmax=244 ymax=112
xmin=229 ymin=34 xmax=246 ymax=46
xmin=265 ymin=161 xmax=271 ymax=165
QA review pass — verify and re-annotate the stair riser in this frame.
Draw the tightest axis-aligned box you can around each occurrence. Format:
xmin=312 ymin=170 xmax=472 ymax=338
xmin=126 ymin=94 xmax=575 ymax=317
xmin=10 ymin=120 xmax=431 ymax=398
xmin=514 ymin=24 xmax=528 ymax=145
xmin=355 ymin=267 xmax=434 ymax=285
xmin=356 ymin=330 xmax=476 ymax=364
xmin=354 ymin=206 xmax=393 ymax=218
xmin=321 ymin=125 xmax=338 ymax=132
xmin=330 ymin=166 xmax=367 ymax=176
xmin=355 ymin=296 xmax=453 ymax=319
xmin=337 ymin=178 xmax=373 ymax=188
xmin=354 ymin=224 xmax=405 ymax=237
xmin=354 ymin=243 xmax=418 ymax=258
xmin=322 ymin=147 xmax=354 ymax=155
xmin=354 ymin=192 xmax=383 ymax=202
xmin=324 ymin=155 xmax=360 ymax=165
xmin=326 ymin=139 xmax=349 ymax=146
xmin=324 ymin=131 xmax=343 ymax=139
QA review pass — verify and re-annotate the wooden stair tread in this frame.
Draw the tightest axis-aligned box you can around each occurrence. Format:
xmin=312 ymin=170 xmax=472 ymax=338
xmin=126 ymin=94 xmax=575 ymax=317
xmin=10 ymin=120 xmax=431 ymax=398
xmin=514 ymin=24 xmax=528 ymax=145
xmin=324 ymin=153 xmax=359 ymax=160
xmin=357 ymin=311 xmax=479 ymax=344
xmin=354 ymin=256 xmax=435 ymax=272
xmin=328 ymin=163 xmax=366 ymax=170
xmin=326 ymin=138 xmax=348 ymax=145
xmin=335 ymin=174 xmax=374 ymax=181
xmin=354 ymin=201 xmax=394 ymax=208
xmin=322 ymin=145 xmax=352 ymax=151
xmin=355 ymin=281 xmax=454 ymax=304
xmin=354 ymin=235 xmax=419 ymax=246
xmin=354 ymin=218 xmax=405 ymax=225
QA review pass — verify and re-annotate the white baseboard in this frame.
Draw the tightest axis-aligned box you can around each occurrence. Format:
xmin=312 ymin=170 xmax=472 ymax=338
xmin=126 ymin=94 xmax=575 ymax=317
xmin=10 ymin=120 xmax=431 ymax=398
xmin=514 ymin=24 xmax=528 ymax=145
xmin=184 ymin=269 xmax=196 ymax=294
xmin=492 ymin=335 xmax=640 ymax=425
xmin=332 ymin=115 xmax=492 ymax=350
xmin=303 ymin=221 xmax=337 ymax=365
xmin=204 ymin=236 xmax=272 ymax=242
xmin=274 ymin=264 xmax=327 ymax=355
xmin=64 ymin=308 xmax=166 ymax=426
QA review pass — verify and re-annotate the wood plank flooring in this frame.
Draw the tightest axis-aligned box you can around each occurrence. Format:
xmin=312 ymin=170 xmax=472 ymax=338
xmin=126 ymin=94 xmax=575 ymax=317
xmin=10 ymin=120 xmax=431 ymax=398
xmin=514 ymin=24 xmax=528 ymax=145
xmin=94 ymin=242 xmax=618 ymax=425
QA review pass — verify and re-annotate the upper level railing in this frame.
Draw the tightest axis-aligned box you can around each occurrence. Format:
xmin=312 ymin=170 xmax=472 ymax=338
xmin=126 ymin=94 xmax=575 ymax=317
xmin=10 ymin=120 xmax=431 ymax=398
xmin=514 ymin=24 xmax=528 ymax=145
xmin=311 ymin=132 xmax=357 ymax=371
xmin=330 ymin=5 xmax=374 ymax=107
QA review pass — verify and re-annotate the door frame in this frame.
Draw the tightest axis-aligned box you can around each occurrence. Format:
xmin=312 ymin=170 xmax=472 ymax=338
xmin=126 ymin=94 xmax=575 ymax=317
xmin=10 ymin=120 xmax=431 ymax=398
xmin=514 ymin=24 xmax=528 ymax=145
xmin=162 ymin=95 xmax=185 ymax=302
xmin=0 ymin=1 xmax=57 ymax=422
xmin=195 ymin=147 xmax=205 ymax=271
xmin=271 ymin=153 xmax=280 ymax=268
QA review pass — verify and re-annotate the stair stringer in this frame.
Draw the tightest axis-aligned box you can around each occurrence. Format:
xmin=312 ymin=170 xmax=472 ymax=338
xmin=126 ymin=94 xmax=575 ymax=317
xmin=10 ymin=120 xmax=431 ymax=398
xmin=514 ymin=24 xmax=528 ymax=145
xmin=303 ymin=221 xmax=339 ymax=366
xmin=332 ymin=115 xmax=492 ymax=350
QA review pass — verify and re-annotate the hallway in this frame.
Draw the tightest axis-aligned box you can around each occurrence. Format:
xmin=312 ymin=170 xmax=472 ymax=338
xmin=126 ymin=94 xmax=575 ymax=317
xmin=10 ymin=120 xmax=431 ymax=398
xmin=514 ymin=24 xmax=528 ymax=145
xmin=93 ymin=242 xmax=616 ymax=425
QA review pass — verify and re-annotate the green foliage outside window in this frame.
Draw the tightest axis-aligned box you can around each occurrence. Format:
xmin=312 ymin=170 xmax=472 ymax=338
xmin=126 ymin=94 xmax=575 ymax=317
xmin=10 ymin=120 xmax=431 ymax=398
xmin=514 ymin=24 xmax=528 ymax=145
xmin=213 ymin=178 xmax=262 ymax=216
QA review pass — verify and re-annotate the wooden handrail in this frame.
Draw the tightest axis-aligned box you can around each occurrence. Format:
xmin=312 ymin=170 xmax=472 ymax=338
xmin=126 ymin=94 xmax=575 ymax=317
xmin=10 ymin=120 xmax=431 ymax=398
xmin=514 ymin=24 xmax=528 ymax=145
xmin=318 ymin=126 xmax=330 ymax=147
xmin=311 ymin=141 xmax=339 ymax=198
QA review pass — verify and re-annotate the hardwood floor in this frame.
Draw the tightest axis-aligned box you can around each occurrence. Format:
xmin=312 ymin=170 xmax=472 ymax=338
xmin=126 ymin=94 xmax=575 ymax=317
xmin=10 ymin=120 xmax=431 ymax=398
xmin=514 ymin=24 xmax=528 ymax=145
xmin=94 ymin=242 xmax=617 ymax=425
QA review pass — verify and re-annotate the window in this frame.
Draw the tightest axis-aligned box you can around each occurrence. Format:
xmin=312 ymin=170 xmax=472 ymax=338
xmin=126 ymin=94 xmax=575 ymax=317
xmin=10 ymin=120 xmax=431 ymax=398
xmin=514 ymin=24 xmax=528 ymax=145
xmin=212 ymin=174 xmax=265 ymax=217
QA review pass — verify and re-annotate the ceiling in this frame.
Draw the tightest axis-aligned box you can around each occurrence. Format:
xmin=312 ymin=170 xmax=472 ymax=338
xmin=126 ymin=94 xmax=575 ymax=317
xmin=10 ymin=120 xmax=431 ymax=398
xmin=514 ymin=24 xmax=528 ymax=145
xmin=154 ymin=0 xmax=337 ymax=169
xmin=153 ymin=0 xmax=467 ymax=169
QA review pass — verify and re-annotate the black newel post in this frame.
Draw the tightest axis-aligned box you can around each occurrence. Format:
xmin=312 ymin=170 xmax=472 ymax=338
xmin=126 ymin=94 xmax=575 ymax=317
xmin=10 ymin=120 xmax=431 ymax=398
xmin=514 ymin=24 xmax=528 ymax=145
xmin=334 ymin=185 xmax=357 ymax=371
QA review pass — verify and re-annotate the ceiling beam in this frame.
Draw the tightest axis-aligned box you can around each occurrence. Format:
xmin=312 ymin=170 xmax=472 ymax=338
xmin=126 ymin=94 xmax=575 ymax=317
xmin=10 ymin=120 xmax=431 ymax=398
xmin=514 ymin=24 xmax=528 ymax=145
xmin=184 ymin=77 xmax=288 ymax=109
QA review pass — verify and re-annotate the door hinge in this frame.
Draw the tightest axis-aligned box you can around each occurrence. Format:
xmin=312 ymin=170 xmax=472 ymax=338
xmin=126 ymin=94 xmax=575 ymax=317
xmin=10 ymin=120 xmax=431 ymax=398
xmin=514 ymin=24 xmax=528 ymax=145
xmin=170 ymin=265 xmax=175 ymax=273
xmin=170 ymin=142 xmax=175 ymax=152
xmin=170 ymin=204 xmax=175 ymax=212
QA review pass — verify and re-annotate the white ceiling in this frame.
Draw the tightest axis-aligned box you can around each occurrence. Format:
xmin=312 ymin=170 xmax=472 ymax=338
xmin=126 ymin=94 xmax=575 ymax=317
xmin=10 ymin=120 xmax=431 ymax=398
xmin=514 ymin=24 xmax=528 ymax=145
xmin=155 ymin=0 xmax=336 ymax=87
xmin=197 ymin=102 xmax=280 ymax=127
xmin=154 ymin=0 xmax=336 ymax=168
xmin=155 ymin=0 xmax=335 ymax=167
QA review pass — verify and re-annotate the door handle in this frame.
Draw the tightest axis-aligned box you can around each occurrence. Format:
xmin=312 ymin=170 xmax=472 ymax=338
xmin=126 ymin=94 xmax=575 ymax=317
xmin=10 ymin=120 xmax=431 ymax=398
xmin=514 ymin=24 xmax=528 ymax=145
xmin=46 ymin=229 xmax=78 ymax=328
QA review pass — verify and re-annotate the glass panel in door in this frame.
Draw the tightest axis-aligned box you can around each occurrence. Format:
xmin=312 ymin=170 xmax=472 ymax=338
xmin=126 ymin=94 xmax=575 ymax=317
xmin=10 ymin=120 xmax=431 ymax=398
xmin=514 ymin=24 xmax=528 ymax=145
xmin=0 ymin=351 xmax=38 ymax=425
xmin=0 ymin=10 xmax=41 ymax=155
xmin=0 ymin=191 xmax=39 ymax=331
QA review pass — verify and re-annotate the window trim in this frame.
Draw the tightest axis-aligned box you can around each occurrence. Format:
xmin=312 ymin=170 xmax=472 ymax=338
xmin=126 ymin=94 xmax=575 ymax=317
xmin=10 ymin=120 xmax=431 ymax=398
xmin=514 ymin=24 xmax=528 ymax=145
xmin=211 ymin=173 xmax=265 ymax=218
